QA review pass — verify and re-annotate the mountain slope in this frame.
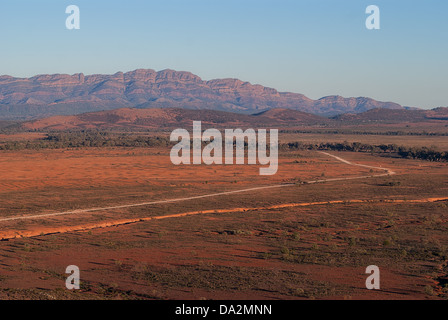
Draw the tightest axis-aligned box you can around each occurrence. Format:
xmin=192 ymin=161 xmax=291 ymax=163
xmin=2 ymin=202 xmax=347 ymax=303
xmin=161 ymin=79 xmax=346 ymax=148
xmin=21 ymin=108 xmax=330 ymax=131
xmin=18 ymin=107 xmax=448 ymax=132
xmin=0 ymin=69 xmax=403 ymax=120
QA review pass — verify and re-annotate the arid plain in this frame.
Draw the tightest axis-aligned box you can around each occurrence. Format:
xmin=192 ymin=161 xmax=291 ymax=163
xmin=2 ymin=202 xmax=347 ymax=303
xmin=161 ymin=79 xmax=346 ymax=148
xmin=0 ymin=110 xmax=447 ymax=300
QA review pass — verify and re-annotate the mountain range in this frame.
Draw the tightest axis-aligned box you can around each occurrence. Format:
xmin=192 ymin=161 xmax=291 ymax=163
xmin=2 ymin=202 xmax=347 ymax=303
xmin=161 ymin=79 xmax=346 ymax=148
xmin=0 ymin=69 xmax=404 ymax=120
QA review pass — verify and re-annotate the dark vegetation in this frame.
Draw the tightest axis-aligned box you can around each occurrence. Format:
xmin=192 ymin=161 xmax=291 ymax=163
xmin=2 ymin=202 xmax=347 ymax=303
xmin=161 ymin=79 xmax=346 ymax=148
xmin=279 ymin=129 xmax=448 ymax=136
xmin=283 ymin=141 xmax=448 ymax=162
xmin=0 ymin=131 xmax=447 ymax=162
xmin=0 ymin=131 xmax=171 ymax=149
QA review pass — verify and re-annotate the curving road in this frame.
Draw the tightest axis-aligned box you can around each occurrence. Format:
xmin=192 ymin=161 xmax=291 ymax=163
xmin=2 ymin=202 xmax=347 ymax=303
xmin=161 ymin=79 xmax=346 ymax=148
xmin=0 ymin=151 xmax=395 ymax=223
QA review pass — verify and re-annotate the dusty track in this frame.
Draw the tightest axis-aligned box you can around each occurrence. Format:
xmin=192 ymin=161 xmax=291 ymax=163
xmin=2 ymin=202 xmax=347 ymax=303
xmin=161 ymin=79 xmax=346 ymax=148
xmin=0 ymin=152 xmax=398 ymax=240
xmin=1 ymin=197 xmax=447 ymax=240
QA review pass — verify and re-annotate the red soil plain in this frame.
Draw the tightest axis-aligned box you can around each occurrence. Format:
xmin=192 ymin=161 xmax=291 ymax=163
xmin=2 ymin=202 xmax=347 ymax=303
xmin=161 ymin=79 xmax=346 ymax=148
xmin=0 ymin=133 xmax=447 ymax=300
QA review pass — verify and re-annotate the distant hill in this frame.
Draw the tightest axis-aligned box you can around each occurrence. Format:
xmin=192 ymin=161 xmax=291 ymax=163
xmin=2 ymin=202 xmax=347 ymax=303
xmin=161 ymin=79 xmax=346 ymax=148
xmin=332 ymin=107 xmax=448 ymax=123
xmin=19 ymin=107 xmax=448 ymax=132
xmin=0 ymin=69 xmax=403 ymax=120
xmin=424 ymin=107 xmax=448 ymax=120
xmin=21 ymin=108 xmax=330 ymax=131
xmin=0 ymin=120 xmax=16 ymax=130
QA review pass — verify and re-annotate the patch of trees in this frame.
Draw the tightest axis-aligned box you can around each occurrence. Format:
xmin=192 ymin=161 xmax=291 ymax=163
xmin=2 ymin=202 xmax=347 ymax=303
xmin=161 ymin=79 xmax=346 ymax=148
xmin=0 ymin=131 xmax=171 ymax=150
xmin=397 ymin=146 xmax=448 ymax=162
xmin=1 ymin=131 xmax=447 ymax=163
xmin=44 ymin=131 xmax=171 ymax=148
xmin=279 ymin=129 xmax=448 ymax=136
xmin=282 ymin=141 xmax=448 ymax=162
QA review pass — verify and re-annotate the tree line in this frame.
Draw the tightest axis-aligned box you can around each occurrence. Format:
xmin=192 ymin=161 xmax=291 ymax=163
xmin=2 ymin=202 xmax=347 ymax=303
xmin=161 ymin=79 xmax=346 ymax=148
xmin=0 ymin=131 xmax=171 ymax=150
xmin=282 ymin=141 xmax=448 ymax=162
xmin=0 ymin=131 xmax=447 ymax=162
xmin=279 ymin=129 xmax=448 ymax=136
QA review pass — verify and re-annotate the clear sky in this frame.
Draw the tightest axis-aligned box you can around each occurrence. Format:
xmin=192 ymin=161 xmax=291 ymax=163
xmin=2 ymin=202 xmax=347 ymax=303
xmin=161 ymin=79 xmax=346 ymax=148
xmin=0 ymin=0 xmax=447 ymax=109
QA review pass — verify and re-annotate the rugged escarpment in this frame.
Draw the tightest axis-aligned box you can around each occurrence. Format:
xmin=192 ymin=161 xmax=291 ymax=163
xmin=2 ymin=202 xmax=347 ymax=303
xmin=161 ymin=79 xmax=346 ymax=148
xmin=0 ymin=69 xmax=403 ymax=120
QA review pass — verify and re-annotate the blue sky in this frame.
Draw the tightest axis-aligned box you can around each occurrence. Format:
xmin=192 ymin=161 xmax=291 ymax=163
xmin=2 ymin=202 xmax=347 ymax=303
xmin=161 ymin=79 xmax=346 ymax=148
xmin=0 ymin=0 xmax=447 ymax=109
